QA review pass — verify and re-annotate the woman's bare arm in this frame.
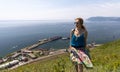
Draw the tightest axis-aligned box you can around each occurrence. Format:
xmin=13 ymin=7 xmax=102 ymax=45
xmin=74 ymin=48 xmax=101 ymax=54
xmin=83 ymin=26 xmax=88 ymax=48
xmin=69 ymin=29 xmax=74 ymax=49
xmin=84 ymin=30 xmax=88 ymax=47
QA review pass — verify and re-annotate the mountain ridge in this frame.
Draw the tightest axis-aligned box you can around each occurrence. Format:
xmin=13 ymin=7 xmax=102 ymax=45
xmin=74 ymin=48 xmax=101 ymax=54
xmin=87 ymin=16 xmax=120 ymax=21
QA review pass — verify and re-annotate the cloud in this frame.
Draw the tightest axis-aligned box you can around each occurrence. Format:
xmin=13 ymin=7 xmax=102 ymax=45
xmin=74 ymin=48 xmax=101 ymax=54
xmin=0 ymin=0 xmax=120 ymax=20
xmin=35 ymin=2 xmax=120 ymax=19
xmin=91 ymin=2 xmax=120 ymax=17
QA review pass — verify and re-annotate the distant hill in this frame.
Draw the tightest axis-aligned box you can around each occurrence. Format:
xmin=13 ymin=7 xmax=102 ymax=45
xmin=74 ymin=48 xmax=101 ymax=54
xmin=87 ymin=16 xmax=120 ymax=21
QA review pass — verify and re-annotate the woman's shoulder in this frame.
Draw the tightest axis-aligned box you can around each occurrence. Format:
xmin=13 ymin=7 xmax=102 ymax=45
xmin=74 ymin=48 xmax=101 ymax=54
xmin=83 ymin=29 xmax=88 ymax=38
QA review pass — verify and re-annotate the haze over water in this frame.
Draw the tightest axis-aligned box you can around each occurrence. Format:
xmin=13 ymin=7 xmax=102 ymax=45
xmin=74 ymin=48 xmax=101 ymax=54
xmin=0 ymin=20 xmax=120 ymax=57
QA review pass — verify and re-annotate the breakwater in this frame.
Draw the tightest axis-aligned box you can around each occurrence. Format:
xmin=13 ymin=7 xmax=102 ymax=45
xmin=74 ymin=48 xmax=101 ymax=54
xmin=23 ymin=36 xmax=62 ymax=50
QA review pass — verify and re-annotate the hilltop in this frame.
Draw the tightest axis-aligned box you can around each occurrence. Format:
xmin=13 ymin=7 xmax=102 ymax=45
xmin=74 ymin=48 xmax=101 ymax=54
xmin=1 ymin=39 xmax=120 ymax=72
xmin=87 ymin=16 xmax=120 ymax=21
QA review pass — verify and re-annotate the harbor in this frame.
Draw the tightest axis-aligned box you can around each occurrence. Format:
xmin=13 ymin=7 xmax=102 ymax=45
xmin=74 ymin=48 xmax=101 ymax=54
xmin=0 ymin=36 xmax=101 ymax=70
xmin=0 ymin=36 xmax=67 ymax=70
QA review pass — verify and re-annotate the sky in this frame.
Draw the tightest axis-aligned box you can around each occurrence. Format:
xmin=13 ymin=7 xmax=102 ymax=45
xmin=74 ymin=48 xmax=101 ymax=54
xmin=0 ymin=0 xmax=120 ymax=20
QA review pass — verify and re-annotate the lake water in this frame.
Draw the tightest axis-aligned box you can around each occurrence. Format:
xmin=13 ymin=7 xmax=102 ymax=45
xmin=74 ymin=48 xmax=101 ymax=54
xmin=0 ymin=20 xmax=120 ymax=57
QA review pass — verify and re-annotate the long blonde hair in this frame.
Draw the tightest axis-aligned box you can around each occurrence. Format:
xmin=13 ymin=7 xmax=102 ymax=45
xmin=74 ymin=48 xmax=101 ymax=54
xmin=75 ymin=17 xmax=86 ymax=30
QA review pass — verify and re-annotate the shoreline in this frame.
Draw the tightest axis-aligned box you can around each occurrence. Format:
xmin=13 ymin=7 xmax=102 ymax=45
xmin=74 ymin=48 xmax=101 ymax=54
xmin=8 ymin=43 xmax=102 ymax=70
xmin=0 ymin=36 xmax=68 ymax=70
xmin=0 ymin=36 xmax=102 ymax=70
xmin=9 ymin=49 xmax=67 ymax=70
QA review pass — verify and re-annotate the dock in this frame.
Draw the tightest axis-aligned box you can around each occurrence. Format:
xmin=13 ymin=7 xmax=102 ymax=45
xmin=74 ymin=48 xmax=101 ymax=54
xmin=23 ymin=36 xmax=62 ymax=50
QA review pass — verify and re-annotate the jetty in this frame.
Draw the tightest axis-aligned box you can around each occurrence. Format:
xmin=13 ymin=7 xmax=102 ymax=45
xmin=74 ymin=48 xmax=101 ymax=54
xmin=24 ymin=36 xmax=62 ymax=50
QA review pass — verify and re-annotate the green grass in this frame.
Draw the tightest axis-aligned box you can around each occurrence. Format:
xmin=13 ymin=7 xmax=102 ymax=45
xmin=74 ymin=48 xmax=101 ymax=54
xmin=90 ymin=39 xmax=120 ymax=72
xmin=1 ymin=39 xmax=120 ymax=72
xmin=1 ymin=53 xmax=75 ymax=72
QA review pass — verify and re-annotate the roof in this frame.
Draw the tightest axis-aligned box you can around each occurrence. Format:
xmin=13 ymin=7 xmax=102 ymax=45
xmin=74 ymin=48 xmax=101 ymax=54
xmin=0 ymin=60 xmax=3 ymax=63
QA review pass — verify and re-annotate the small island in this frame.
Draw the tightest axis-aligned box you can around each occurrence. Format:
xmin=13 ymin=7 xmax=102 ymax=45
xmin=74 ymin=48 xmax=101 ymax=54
xmin=86 ymin=16 xmax=120 ymax=21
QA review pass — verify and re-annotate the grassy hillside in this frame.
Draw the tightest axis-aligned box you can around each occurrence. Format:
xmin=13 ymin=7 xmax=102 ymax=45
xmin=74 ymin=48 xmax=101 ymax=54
xmin=1 ymin=39 xmax=120 ymax=72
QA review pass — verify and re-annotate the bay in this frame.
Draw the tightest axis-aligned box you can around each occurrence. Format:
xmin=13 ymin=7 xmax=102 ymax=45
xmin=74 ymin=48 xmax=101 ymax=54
xmin=0 ymin=20 xmax=120 ymax=57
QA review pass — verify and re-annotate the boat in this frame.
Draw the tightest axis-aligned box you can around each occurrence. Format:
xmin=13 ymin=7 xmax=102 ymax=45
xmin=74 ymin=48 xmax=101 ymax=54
xmin=62 ymin=37 xmax=70 ymax=40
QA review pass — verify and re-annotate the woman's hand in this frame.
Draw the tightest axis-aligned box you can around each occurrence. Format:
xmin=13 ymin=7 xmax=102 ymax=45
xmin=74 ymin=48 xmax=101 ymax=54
xmin=68 ymin=46 xmax=75 ymax=53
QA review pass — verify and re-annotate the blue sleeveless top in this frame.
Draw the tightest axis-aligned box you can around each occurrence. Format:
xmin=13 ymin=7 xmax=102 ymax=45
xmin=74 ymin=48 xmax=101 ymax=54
xmin=70 ymin=32 xmax=85 ymax=47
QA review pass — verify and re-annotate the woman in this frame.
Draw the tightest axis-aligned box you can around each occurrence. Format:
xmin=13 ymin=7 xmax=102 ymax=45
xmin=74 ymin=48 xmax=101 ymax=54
xmin=69 ymin=17 xmax=91 ymax=72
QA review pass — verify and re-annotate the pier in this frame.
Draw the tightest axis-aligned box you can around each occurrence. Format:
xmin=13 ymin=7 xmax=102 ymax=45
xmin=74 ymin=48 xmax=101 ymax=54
xmin=23 ymin=36 xmax=62 ymax=50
